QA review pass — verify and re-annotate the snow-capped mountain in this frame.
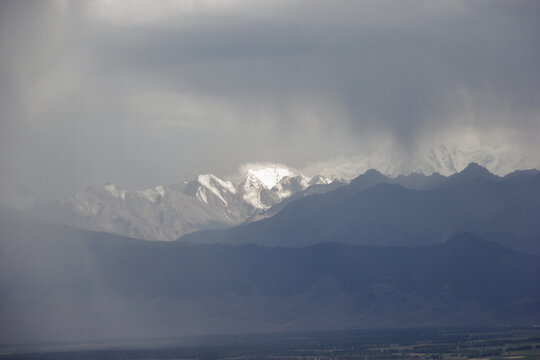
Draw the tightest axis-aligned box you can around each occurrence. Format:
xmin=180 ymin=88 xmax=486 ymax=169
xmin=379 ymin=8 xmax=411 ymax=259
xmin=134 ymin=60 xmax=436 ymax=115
xmin=238 ymin=167 xmax=332 ymax=208
xmin=28 ymin=145 xmax=537 ymax=241
xmin=304 ymin=144 xmax=540 ymax=181
xmin=35 ymin=166 xmax=333 ymax=241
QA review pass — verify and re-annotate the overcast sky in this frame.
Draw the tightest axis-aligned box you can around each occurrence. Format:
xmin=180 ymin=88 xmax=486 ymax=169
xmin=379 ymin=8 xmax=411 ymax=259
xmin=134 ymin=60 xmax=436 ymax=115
xmin=1 ymin=0 xmax=539 ymax=202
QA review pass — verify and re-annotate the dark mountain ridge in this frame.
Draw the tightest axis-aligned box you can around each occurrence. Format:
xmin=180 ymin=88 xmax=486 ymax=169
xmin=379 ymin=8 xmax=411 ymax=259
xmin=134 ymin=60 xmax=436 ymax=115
xmin=1 ymin=213 xmax=539 ymax=343
xmin=179 ymin=163 xmax=540 ymax=253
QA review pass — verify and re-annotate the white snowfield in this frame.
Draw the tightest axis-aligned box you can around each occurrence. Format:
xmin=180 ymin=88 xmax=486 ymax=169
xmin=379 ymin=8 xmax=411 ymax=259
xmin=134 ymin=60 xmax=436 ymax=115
xmin=38 ymin=145 xmax=539 ymax=241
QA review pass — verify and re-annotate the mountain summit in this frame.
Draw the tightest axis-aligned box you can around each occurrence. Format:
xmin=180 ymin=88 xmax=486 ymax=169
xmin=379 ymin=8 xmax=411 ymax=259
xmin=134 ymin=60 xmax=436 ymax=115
xmin=244 ymin=167 xmax=293 ymax=189
xmin=447 ymin=162 xmax=498 ymax=182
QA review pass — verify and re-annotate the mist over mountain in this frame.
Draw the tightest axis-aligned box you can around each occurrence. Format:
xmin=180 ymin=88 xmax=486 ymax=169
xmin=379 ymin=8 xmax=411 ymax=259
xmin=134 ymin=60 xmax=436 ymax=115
xmin=1 ymin=209 xmax=538 ymax=344
xmin=303 ymin=144 xmax=540 ymax=181
xmin=181 ymin=164 xmax=540 ymax=254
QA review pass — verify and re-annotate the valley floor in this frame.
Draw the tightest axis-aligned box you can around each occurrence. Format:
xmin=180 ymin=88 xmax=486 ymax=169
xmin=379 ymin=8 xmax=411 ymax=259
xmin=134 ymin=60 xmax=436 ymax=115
xmin=2 ymin=327 xmax=540 ymax=360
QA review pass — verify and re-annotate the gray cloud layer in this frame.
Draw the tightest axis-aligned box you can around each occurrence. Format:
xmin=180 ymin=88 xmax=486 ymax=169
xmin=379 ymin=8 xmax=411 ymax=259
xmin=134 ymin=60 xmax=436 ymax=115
xmin=1 ymin=0 xmax=539 ymax=202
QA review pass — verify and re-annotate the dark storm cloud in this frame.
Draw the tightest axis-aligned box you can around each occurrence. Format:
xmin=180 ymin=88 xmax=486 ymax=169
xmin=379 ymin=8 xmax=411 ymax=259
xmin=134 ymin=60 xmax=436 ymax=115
xmin=77 ymin=0 xmax=540 ymax=148
xmin=1 ymin=0 xmax=539 ymax=202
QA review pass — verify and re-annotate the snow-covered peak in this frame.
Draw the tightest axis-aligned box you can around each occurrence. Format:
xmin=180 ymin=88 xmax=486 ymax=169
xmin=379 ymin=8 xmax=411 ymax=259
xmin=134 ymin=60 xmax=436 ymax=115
xmin=309 ymin=175 xmax=333 ymax=186
xmin=48 ymin=164 xmax=339 ymax=241
xmin=155 ymin=185 xmax=166 ymax=197
xmin=195 ymin=174 xmax=236 ymax=205
xmin=136 ymin=185 xmax=166 ymax=203
xmin=102 ymin=184 xmax=127 ymax=199
xmin=238 ymin=168 xmax=335 ymax=207
xmin=197 ymin=174 xmax=236 ymax=194
xmin=270 ymin=175 xmax=308 ymax=199
xmin=236 ymin=166 xmax=293 ymax=209
xmin=302 ymin=145 xmax=539 ymax=181
xmin=243 ymin=167 xmax=294 ymax=189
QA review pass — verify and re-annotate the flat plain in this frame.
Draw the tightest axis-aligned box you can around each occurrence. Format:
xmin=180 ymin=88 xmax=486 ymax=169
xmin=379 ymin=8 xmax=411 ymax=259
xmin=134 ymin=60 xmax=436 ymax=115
xmin=2 ymin=327 xmax=540 ymax=360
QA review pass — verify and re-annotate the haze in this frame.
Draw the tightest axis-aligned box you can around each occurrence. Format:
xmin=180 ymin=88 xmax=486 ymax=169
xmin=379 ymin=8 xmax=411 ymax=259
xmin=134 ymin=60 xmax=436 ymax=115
xmin=1 ymin=0 xmax=539 ymax=203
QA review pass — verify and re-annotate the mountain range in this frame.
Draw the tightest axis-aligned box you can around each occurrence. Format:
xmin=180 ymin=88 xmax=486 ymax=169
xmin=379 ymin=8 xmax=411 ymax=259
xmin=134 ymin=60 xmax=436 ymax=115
xmin=180 ymin=163 xmax=540 ymax=254
xmin=306 ymin=144 xmax=540 ymax=180
xmin=1 ymin=209 xmax=538 ymax=344
xmin=24 ymin=145 xmax=540 ymax=242
xmin=31 ymin=167 xmax=333 ymax=241
xmin=4 ymin=148 xmax=540 ymax=346
xmin=1 ymin=156 xmax=539 ymax=345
